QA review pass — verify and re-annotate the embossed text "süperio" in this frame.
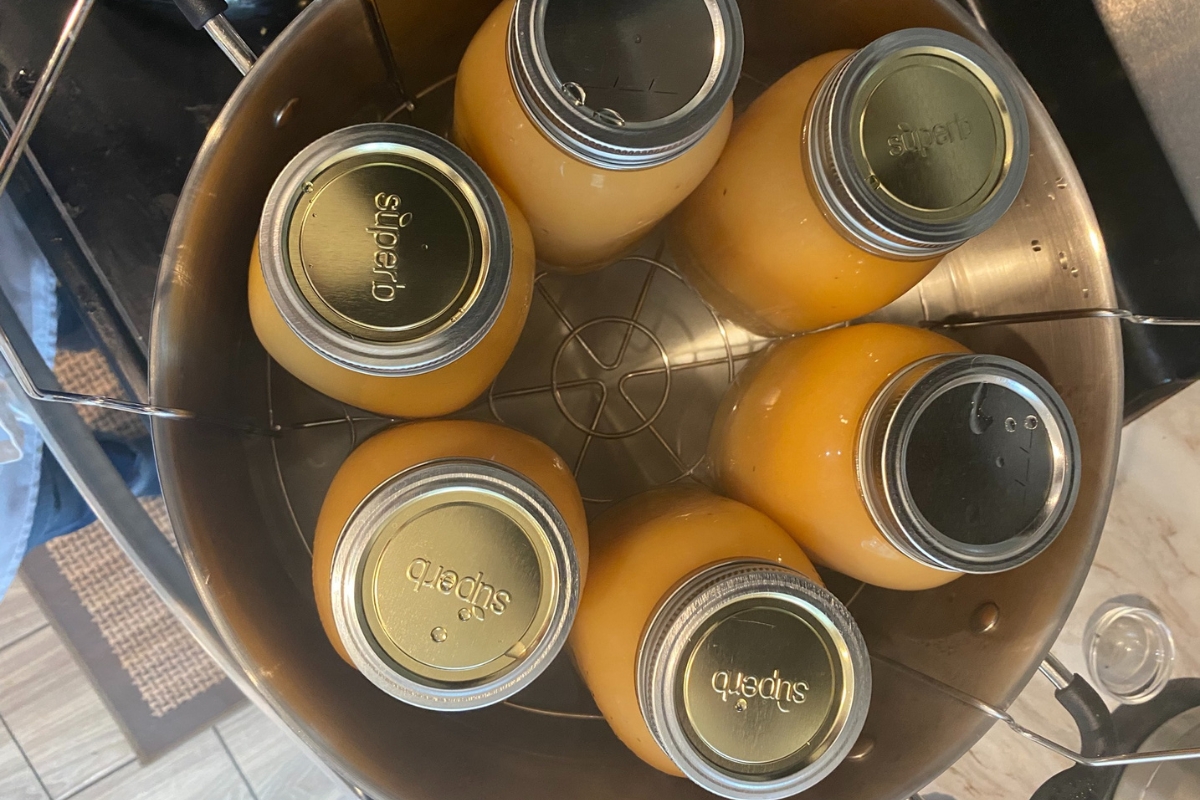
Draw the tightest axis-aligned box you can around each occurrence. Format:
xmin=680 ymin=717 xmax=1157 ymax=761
xmin=711 ymin=669 xmax=809 ymax=713
xmin=406 ymin=558 xmax=511 ymax=622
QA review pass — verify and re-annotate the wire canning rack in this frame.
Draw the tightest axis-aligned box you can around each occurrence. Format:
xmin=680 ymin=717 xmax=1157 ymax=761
xmin=260 ymin=238 xmax=762 ymax=719
xmin=266 ymin=238 xmax=764 ymax=535
xmin=487 ymin=252 xmax=766 ymax=505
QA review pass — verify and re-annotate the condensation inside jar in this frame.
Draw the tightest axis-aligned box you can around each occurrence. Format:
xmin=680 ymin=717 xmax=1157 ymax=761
xmin=905 ymin=382 xmax=1054 ymax=546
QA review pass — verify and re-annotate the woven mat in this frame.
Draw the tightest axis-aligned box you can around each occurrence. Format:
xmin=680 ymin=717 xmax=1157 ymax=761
xmin=20 ymin=348 xmax=244 ymax=761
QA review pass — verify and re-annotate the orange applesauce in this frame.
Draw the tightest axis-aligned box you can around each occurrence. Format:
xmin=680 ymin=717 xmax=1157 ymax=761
xmin=673 ymin=29 xmax=1030 ymax=334
xmin=671 ymin=50 xmax=938 ymax=335
xmin=710 ymin=324 xmax=970 ymax=591
xmin=453 ymin=0 xmax=738 ymax=271
xmin=313 ymin=420 xmax=588 ymax=670
xmin=570 ymin=487 xmax=821 ymax=776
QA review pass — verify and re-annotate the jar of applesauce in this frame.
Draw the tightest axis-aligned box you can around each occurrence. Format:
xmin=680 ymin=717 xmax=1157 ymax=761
xmin=312 ymin=420 xmax=587 ymax=709
xmin=250 ymin=123 xmax=534 ymax=418
xmin=671 ymin=29 xmax=1030 ymax=335
xmin=453 ymin=0 xmax=742 ymax=271
xmin=710 ymin=324 xmax=1081 ymax=591
xmin=571 ymin=487 xmax=869 ymax=799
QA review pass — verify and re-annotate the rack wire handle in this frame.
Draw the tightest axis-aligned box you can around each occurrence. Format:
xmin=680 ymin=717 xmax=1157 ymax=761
xmin=0 ymin=0 xmax=258 ymax=425
xmin=878 ymin=653 xmax=1200 ymax=769
xmin=0 ymin=327 xmax=194 ymax=422
xmin=171 ymin=0 xmax=257 ymax=75
xmin=925 ymin=307 xmax=1200 ymax=329
xmin=0 ymin=306 xmax=278 ymax=434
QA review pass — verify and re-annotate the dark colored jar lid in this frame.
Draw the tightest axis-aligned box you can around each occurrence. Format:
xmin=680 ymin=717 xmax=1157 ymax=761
xmin=859 ymin=354 xmax=1080 ymax=573
xmin=508 ymin=0 xmax=743 ymax=169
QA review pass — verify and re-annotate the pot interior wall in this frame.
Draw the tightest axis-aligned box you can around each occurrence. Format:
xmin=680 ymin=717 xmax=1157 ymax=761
xmin=151 ymin=1 xmax=1123 ymax=798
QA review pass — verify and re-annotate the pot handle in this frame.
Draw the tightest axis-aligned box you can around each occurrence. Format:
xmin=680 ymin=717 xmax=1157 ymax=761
xmin=970 ymin=655 xmax=1200 ymax=768
xmin=879 ymin=651 xmax=1200 ymax=782
xmin=1025 ymin=656 xmax=1121 ymax=800
xmin=1039 ymin=654 xmax=1117 ymax=758
xmin=172 ymin=0 xmax=258 ymax=76
xmin=993 ymin=656 xmax=1200 ymax=768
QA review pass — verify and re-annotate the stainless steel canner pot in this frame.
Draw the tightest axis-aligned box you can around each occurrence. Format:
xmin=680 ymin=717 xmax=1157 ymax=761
xmin=147 ymin=0 xmax=1125 ymax=798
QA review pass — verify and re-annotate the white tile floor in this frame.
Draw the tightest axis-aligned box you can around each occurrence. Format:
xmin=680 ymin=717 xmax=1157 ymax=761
xmin=0 ymin=575 xmax=355 ymax=800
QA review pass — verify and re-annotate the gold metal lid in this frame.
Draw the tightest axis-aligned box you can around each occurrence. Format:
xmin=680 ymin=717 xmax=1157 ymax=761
xmin=327 ymin=459 xmax=579 ymax=710
xmin=807 ymin=29 xmax=1029 ymax=259
xmin=260 ymin=124 xmax=512 ymax=375
xmin=858 ymin=354 xmax=1081 ymax=573
xmin=856 ymin=51 xmax=1008 ymax=219
xmin=638 ymin=561 xmax=870 ymax=799
xmin=287 ymin=151 xmax=485 ymax=343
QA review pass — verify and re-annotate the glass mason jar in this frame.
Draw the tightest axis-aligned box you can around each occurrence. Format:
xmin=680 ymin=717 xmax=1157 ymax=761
xmin=672 ymin=29 xmax=1030 ymax=335
xmin=312 ymin=420 xmax=588 ymax=710
xmin=454 ymin=0 xmax=742 ymax=271
xmin=249 ymin=123 xmax=535 ymax=418
xmin=709 ymin=324 xmax=1081 ymax=591
xmin=571 ymin=487 xmax=870 ymax=799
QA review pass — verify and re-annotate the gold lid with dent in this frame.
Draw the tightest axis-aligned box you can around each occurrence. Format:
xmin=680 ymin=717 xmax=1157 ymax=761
xmin=287 ymin=151 xmax=485 ymax=343
xmin=360 ymin=486 xmax=554 ymax=685
xmin=681 ymin=601 xmax=844 ymax=772
xmin=854 ymin=47 xmax=1011 ymax=221
xmin=327 ymin=459 xmax=580 ymax=711
xmin=806 ymin=29 xmax=1029 ymax=260
xmin=259 ymin=124 xmax=513 ymax=376
xmin=638 ymin=561 xmax=870 ymax=800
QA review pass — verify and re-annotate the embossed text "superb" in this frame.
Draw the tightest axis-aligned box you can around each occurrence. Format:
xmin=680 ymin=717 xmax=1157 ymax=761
xmin=406 ymin=558 xmax=511 ymax=622
xmin=368 ymin=192 xmax=412 ymax=303
xmin=712 ymin=669 xmax=809 ymax=713
xmin=886 ymin=115 xmax=972 ymax=158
